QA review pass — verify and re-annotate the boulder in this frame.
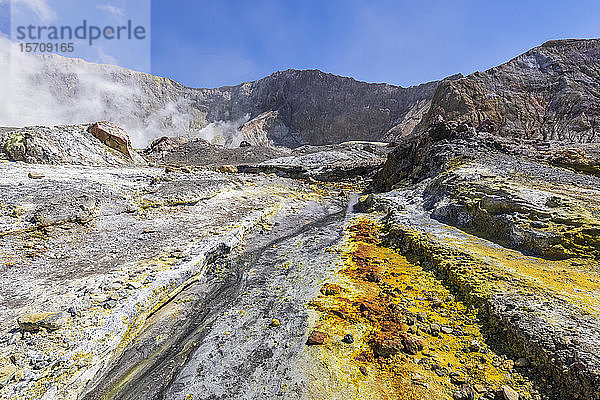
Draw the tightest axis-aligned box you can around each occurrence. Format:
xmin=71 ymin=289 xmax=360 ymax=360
xmin=342 ymin=334 xmax=354 ymax=344
xmin=17 ymin=312 xmax=66 ymax=332
xmin=496 ymin=386 xmax=519 ymax=400
xmin=365 ymin=271 xmax=381 ymax=282
xmin=145 ymin=136 xmax=191 ymax=155
xmin=27 ymin=172 xmax=44 ymax=179
xmin=306 ymin=330 xmax=327 ymax=345
xmin=89 ymin=121 xmax=138 ymax=160
xmin=320 ymin=283 xmax=342 ymax=296
xmin=371 ymin=336 xmax=404 ymax=357
xmin=217 ymin=165 xmax=238 ymax=173
xmin=453 ymin=386 xmax=475 ymax=400
xmin=403 ymin=336 xmax=423 ymax=355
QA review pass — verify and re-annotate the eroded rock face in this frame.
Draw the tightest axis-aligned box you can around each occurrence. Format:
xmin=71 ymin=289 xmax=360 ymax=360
xmin=379 ymin=119 xmax=600 ymax=260
xmin=239 ymin=110 xmax=301 ymax=147
xmin=88 ymin=121 xmax=143 ymax=162
xmin=422 ymin=39 xmax=600 ymax=143
xmin=371 ymin=115 xmax=600 ymax=399
xmin=227 ymin=70 xmax=456 ymax=146
xmin=376 ymin=117 xmax=478 ymax=189
xmin=424 ymin=164 xmax=600 ymax=260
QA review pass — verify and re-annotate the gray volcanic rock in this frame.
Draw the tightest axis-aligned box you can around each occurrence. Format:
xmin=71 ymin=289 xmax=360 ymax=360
xmin=239 ymin=110 xmax=302 ymax=147
xmin=143 ymin=136 xmax=291 ymax=167
xmin=377 ymin=118 xmax=477 ymax=188
xmin=372 ymin=114 xmax=600 ymax=398
xmin=374 ymin=91 xmax=600 ymax=397
xmin=225 ymin=69 xmax=455 ymax=146
xmin=239 ymin=141 xmax=392 ymax=181
xmin=1 ymin=123 xmax=146 ymax=166
xmin=144 ymin=133 xmax=391 ymax=182
xmin=0 ymin=161 xmax=348 ymax=399
xmin=378 ymin=116 xmax=600 ymax=190
xmin=422 ymin=39 xmax=600 ymax=143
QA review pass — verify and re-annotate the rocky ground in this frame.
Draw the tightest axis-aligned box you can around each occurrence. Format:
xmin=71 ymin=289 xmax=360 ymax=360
xmin=143 ymin=135 xmax=392 ymax=182
xmin=0 ymin=156 xmax=352 ymax=399
xmin=0 ymin=119 xmax=597 ymax=400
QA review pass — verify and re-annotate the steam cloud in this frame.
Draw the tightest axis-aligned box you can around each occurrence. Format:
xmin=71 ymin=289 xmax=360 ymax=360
xmin=0 ymin=36 xmax=247 ymax=148
xmin=193 ymin=115 xmax=250 ymax=147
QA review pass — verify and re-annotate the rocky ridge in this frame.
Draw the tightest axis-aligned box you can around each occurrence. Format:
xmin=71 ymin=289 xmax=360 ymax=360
xmin=0 ymin=123 xmax=145 ymax=166
xmin=8 ymin=54 xmax=456 ymax=148
xmin=421 ymin=39 xmax=600 ymax=144
xmin=373 ymin=115 xmax=600 ymax=400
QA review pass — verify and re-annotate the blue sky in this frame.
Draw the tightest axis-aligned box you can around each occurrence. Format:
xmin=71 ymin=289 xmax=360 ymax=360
xmin=1 ymin=0 xmax=150 ymax=71
xmin=2 ymin=0 xmax=600 ymax=88
xmin=150 ymin=0 xmax=600 ymax=88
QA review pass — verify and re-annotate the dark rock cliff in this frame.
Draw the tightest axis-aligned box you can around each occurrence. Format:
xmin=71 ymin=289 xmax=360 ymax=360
xmin=225 ymin=69 xmax=452 ymax=146
xmin=421 ymin=39 xmax=600 ymax=143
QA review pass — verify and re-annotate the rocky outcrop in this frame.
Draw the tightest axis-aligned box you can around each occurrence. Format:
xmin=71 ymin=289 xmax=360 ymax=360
xmin=422 ymin=39 xmax=600 ymax=143
xmin=376 ymin=117 xmax=478 ymax=189
xmin=379 ymin=117 xmax=600 ymax=258
xmin=239 ymin=142 xmax=391 ymax=181
xmin=1 ymin=123 xmax=146 ymax=166
xmin=371 ymin=110 xmax=600 ymax=399
xmin=88 ymin=121 xmax=138 ymax=160
xmin=239 ymin=110 xmax=301 ymax=147
xmin=143 ymin=136 xmax=290 ymax=167
xmin=549 ymin=146 xmax=600 ymax=176
xmin=379 ymin=115 xmax=600 ymax=191
xmin=423 ymin=161 xmax=600 ymax=260
xmin=143 ymin=136 xmax=193 ymax=155
xmin=143 ymin=133 xmax=390 ymax=182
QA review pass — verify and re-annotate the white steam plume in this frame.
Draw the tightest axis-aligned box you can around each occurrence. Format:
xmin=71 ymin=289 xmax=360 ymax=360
xmin=193 ymin=114 xmax=250 ymax=147
xmin=0 ymin=37 xmax=229 ymax=148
